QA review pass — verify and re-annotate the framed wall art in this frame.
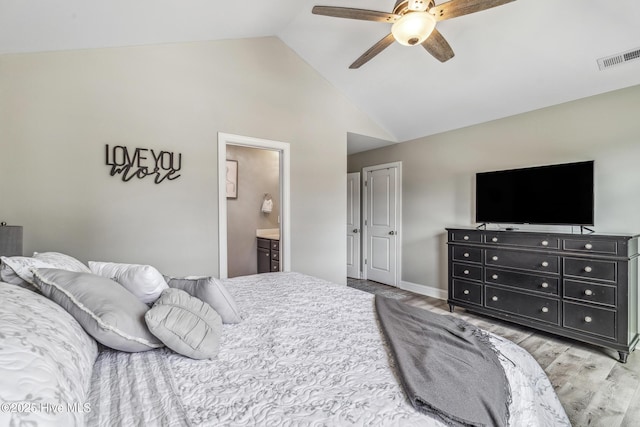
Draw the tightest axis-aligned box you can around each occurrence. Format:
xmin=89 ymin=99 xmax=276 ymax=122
xmin=226 ymin=160 xmax=238 ymax=199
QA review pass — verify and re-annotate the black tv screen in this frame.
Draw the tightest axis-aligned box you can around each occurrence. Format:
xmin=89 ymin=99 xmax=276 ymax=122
xmin=475 ymin=161 xmax=594 ymax=226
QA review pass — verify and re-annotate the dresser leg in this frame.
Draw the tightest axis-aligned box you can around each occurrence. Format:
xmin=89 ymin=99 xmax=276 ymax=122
xmin=448 ymin=304 xmax=455 ymax=313
xmin=619 ymin=351 xmax=629 ymax=363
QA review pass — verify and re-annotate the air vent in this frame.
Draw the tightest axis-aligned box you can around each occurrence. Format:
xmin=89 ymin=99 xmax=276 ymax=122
xmin=597 ymin=47 xmax=640 ymax=70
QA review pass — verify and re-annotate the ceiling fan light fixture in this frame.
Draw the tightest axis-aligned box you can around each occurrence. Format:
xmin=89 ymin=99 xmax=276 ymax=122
xmin=391 ymin=12 xmax=436 ymax=46
xmin=408 ymin=0 xmax=428 ymax=12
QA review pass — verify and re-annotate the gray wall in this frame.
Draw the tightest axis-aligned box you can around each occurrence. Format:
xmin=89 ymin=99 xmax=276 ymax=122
xmin=226 ymin=145 xmax=280 ymax=277
xmin=0 ymin=36 xmax=394 ymax=285
xmin=348 ymin=84 xmax=640 ymax=295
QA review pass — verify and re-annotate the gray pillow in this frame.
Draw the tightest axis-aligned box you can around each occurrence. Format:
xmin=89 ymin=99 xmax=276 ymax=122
xmin=164 ymin=276 xmax=242 ymax=324
xmin=32 ymin=268 xmax=163 ymax=352
xmin=145 ymin=288 xmax=222 ymax=360
xmin=33 ymin=252 xmax=91 ymax=273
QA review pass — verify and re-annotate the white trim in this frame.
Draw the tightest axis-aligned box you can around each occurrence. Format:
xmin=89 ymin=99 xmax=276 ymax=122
xmin=217 ymin=133 xmax=291 ymax=279
xmin=347 ymin=171 xmax=362 ymax=279
xmin=361 ymin=161 xmax=402 ymax=287
xmin=400 ymin=280 xmax=448 ymax=301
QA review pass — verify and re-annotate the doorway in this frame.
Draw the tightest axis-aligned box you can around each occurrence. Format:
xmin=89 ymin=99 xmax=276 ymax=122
xmin=362 ymin=162 xmax=402 ymax=287
xmin=217 ymin=133 xmax=290 ymax=279
xmin=225 ymin=145 xmax=280 ymax=277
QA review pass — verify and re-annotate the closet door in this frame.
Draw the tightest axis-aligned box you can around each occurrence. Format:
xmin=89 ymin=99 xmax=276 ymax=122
xmin=365 ymin=166 xmax=398 ymax=287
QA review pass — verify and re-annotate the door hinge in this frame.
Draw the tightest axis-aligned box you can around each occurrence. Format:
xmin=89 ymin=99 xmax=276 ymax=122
xmin=364 ymin=219 xmax=367 ymax=226
xmin=364 ymin=259 xmax=367 ymax=265
xmin=364 ymin=180 xmax=368 ymax=187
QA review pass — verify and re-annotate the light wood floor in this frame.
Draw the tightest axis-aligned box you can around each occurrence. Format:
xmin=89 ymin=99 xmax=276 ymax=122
xmin=347 ymin=279 xmax=640 ymax=427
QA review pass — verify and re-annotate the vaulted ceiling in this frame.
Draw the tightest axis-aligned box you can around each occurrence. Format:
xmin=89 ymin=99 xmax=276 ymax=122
xmin=2 ymin=0 xmax=639 ymax=152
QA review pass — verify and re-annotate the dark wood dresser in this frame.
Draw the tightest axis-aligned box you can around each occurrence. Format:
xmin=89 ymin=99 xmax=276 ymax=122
xmin=447 ymin=227 xmax=639 ymax=362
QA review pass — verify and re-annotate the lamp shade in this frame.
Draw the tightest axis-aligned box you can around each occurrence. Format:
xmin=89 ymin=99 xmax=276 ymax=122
xmin=391 ymin=12 xmax=436 ymax=46
xmin=0 ymin=225 xmax=23 ymax=257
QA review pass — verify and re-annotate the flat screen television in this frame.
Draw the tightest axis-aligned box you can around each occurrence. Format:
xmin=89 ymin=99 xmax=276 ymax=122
xmin=475 ymin=161 xmax=594 ymax=226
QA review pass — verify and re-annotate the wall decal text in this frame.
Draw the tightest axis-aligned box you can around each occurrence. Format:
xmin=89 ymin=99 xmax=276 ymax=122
xmin=105 ymin=144 xmax=182 ymax=184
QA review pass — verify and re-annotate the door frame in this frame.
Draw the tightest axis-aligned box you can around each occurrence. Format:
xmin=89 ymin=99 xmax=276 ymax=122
xmin=361 ymin=161 xmax=402 ymax=285
xmin=347 ymin=171 xmax=361 ymax=279
xmin=217 ymin=132 xmax=291 ymax=279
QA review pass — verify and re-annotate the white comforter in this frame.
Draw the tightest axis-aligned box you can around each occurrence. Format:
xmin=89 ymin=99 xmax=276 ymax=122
xmin=0 ymin=283 xmax=98 ymax=427
xmin=87 ymin=272 xmax=570 ymax=426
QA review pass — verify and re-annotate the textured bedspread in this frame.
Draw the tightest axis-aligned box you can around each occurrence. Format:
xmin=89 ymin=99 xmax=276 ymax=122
xmin=87 ymin=272 xmax=570 ymax=426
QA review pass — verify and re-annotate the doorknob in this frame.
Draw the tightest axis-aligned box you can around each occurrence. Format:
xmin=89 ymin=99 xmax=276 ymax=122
xmin=388 ymin=231 xmax=396 ymax=235
xmin=353 ymin=229 xmax=359 ymax=233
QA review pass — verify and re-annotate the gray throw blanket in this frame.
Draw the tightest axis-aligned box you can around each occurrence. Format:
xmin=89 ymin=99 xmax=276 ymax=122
xmin=375 ymin=296 xmax=511 ymax=427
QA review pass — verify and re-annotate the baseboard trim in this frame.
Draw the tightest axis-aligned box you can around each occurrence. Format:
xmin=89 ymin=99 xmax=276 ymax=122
xmin=399 ymin=280 xmax=447 ymax=300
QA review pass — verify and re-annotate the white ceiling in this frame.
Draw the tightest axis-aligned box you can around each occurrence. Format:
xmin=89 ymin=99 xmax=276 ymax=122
xmin=2 ymin=0 xmax=640 ymax=152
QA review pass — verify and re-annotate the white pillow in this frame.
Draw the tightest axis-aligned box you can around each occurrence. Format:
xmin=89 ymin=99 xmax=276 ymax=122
xmin=33 ymin=252 xmax=91 ymax=273
xmin=89 ymin=261 xmax=168 ymax=304
xmin=0 ymin=282 xmax=98 ymax=426
xmin=0 ymin=255 xmax=57 ymax=286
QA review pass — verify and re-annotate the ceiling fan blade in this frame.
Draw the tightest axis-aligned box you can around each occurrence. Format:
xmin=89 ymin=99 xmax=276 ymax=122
xmin=350 ymin=33 xmax=396 ymax=69
xmin=431 ymin=0 xmax=516 ymax=21
xmin=312 ymin=6 xmax=400 ymax=23
xmin=421 ymin=28 xmax=455 ymax=62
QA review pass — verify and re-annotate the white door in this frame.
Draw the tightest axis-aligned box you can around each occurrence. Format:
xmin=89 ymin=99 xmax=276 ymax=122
xmin=347 ymin=172 xmax=361 ymax=279
xmin=365 ymin=166 xmax=398 ymax=286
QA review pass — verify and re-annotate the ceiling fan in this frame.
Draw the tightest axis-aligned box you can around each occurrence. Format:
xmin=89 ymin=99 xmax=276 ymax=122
xmin=312 ymin=0 xmax=516 ymax=68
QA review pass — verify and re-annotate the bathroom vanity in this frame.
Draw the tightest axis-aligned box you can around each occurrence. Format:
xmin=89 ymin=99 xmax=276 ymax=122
xmin=256 ymin=229 xmax=280 ymax=273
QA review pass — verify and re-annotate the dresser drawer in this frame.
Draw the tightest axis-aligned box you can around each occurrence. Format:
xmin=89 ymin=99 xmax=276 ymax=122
xmin=563 ymin=239 xmax=618 ymax=255
xmin=563 ymin=301 xmax=616 ymax=340
xmin=270 ymin=260 xmax=280 ymax=272
xmin=450 ymin=230 xmax=482 ymax=243
xmin=452 ymin=263 xmax=482 ymax=282
xmin=452 ymin=246 xmax=482 ymax=264
xmin=485 ymin=233 xmax=559 ymax=250
xmin=564 ymin=258 xmax=616 ymax=283
xmin=485 ymin=285 xmax=559 ymax=325
xmin=564 ymin=280 xmax=616 ymax=307
xmin=271 ymin=240 xmax=280 ymax=251
xmin=257 ymin=238 xmax=271 ymax=249
xmin=452 ymin=280 xmax=482 ymax=306
xmin=485 ymin=249 xmax=559 ymax=274
xmin=485 ymin=268 xmax=558 ymax=295
xmin=271 ymin=250 xmax=280 ymax=261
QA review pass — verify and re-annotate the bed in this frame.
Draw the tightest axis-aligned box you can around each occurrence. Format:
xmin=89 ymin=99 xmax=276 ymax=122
xmin=0 ymin=268 xmax=570 ymax=426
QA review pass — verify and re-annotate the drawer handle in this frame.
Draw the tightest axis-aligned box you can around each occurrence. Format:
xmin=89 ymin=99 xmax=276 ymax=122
xmin=492 ymin=256 xmax=499 ymax=261
xmin=541 ymin=240 xmax=549 ymax=246
xmin=541 ymin=307 xmax=549 ymax=313
xmin=541 ymin=282 xmax=549 ymax=288
xmin=584 ymin=289 xmax=593 ymax=296
xmin=463 ymin=270 xmax=470 ymax=275
xmin=584 ymin=266 xmax=593 ymax=273
xmin=491 ymin=237 xmax=498 ymax=242
xmin=463 ymin=235 xmax=469 ymax=240
xmin=265 ymin=253 xmax=270 ymax=257
xmin=584 ymin=316 xmax=593 ymax=323
xmin=491 ymin=296 xmax=498 ymax=302
xmin=492 ymin=274 xmax=498 ymax=280
xmin=585 ymin=243 xmax=593 ymax=250
xmin=463 ymin=290 xmax=470 ymax=295
xmin=463 ymin=252 xmax=470 ymax=258
xmin=541 ymin=261 xmax=549 ymax=267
